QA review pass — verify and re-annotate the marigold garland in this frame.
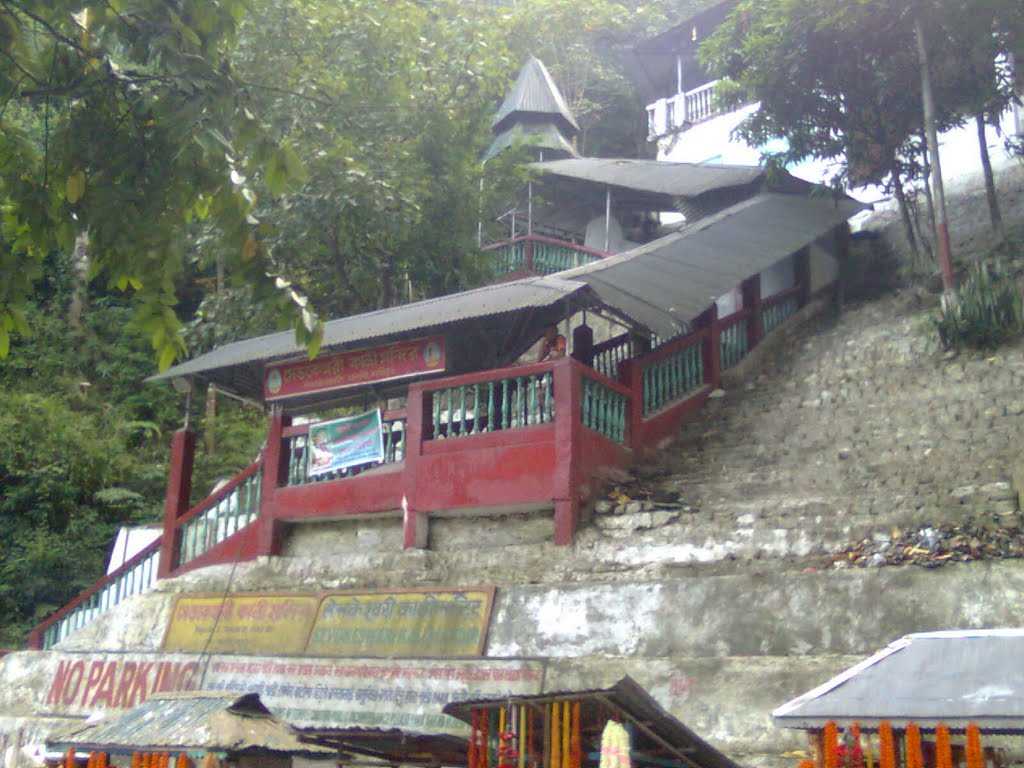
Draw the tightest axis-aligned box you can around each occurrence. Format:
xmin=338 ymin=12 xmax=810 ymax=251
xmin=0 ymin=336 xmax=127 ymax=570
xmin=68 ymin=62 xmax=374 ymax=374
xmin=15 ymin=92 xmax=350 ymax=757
xmin=935 ymin=726 xmax=953 ymax=768
xmin=570 ymin=701 xmax=582 ymax=768
xmin=905 ymin=724 xmax=923 ymax=768
xmin=878 ymin=721 xmax=895 ymax=768
xmin=131 ymin=753 xmax=142 ymax=768
xmin=798 ymin=759 xmax=816 ymax=768
xmin=551 ymin=702 xmax=561 ymax=768
xmin=966 ymin=724 xmax=984 ymax=768
xmin=824 ymin=722 xmax=840 ymax=768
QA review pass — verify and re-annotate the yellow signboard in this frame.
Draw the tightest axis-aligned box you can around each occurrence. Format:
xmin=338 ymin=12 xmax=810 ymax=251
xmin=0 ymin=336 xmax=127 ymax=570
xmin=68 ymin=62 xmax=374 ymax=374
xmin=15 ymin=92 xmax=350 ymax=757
xmin=307 ymin=589 xmax=494 ymax=658
xmin=163 ymin=595 xmax=319 ymax=655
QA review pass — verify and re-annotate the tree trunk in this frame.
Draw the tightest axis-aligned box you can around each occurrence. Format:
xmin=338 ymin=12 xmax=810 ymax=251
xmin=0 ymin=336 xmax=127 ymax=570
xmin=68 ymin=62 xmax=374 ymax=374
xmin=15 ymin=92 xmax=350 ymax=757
xmin=68 ymin=232 xmax=89 ymax=330
xmin=975 ymin=112 xmax=1006 ymax=247
xmin=920 ymin=130 xmax=938 ymax=260
xmin=914 ymin=14 xmax=955 ymax=293
xmin=892 ymin=169 xmax=920 ymax=261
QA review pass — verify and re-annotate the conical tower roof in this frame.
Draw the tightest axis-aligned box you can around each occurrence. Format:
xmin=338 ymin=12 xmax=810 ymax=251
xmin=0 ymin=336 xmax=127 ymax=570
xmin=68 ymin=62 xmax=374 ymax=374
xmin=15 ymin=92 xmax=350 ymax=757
xmin=491 ymin=56 xmax=580 ymax=136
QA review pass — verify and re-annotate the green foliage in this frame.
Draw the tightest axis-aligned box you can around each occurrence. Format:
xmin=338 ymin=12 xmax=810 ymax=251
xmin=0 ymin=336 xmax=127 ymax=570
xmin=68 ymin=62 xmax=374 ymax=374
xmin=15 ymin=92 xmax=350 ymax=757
xmin=0 ymin=0 xmax=321 ymax=370
xmin=934 ymin=259 xmax=1024 ymax=350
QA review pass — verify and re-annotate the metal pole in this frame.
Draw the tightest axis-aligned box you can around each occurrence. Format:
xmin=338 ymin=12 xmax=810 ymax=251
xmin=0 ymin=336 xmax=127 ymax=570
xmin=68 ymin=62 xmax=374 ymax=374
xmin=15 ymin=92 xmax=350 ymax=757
xmin=914 ymin=12 xmax=955 ymax=295
xmin=477 ymin=175 xmax=484 ymax=247
xmin=527 ymin=181 xmax=533 ymax=235
xmin=604 ymin=186 xmax=611 ymax=252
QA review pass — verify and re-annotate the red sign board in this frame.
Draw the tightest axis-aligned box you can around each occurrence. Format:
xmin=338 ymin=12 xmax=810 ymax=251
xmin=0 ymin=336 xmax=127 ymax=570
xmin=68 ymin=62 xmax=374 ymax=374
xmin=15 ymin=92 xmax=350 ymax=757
xmin=264 ymin=336 xmax=446 ymax=401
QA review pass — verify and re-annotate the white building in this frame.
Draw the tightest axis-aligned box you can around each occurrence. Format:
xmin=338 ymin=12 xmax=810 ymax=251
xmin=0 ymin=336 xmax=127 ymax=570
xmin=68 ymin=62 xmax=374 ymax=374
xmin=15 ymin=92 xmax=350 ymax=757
xmin=632 ymin=0 xmax=1023 ymax=206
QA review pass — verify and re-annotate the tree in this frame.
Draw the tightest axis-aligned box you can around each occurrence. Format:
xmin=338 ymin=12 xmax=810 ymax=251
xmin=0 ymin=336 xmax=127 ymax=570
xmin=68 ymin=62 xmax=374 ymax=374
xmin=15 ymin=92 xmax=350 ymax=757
xmin=701 ymin=0 xmax=984 ymax=261
xmin=0 ymin=0 xmax=319 ymax=369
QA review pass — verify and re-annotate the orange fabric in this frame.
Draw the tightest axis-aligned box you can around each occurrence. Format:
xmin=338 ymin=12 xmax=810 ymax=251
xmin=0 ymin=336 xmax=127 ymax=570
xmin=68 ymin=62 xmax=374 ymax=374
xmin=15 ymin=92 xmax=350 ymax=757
xmin=537 ymin=335 xmax=567 ymax=363
xmin=175 ymin=755 xmax=189 ymax=768
xmin=66 ymin=749 xmax=76 ymax=768
xmin=469 ymin=710 xmax=479 ymax=768
xmin=905 ymin=724 xmax=923 ymax=768
xmin=551 ymin=702 xmax=561 ymax=768
xmin=878 ymin=722 xmax=896 ymax=768
xmin=966 ymin=724 xmax=984 ymax=768
xmin=935 ymin=726 xmax=953 ymax=768
xmin=800 ymin=760 xmax=817 ymax=768
xmin=570 ymin=702 xmax=581 ymax=768
xmin=824 ymin=722 xmax=839 ymax=768
xmin=131 ymin=753 xmax=142 ymax=768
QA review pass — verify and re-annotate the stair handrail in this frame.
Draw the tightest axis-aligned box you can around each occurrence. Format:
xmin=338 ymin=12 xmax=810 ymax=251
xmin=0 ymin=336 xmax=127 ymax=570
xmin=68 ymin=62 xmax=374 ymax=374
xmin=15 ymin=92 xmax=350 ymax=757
xmin=27 ymin=537 xmax=162 ymax=649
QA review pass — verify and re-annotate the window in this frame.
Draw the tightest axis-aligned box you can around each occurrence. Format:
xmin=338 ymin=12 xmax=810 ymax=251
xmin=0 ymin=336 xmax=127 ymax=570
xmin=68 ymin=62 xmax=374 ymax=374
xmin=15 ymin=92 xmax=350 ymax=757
xmin=646 ymin=107 xmax=656 ymax=137
xmin=666 ymin=100 xmax=676 ymax=130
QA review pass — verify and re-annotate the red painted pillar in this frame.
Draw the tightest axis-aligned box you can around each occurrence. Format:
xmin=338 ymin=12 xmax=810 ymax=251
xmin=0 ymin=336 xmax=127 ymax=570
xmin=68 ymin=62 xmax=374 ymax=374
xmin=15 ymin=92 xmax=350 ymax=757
xmin=158 ymin=429 xmax=196 ymax=578
xmin=255 ymin=408 xmax=289 ymax=557
xmin=553 ymin=358 xmax=581 ymax=546
xmin=694 ymin=304 xmax=721 ymax=389
xmin=621 ymin=357 xmax=644 ymax=453
xmin=402 ymin=383 xmax=429 ymax=549
xmin=741 ymin=275 xmax=763 ymax=349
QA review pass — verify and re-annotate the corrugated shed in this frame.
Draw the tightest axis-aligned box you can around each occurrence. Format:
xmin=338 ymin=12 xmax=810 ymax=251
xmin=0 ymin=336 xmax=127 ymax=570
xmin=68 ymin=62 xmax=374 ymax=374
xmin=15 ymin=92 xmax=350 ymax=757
xmin=48 ymin=692 xmax=334 ymax=754
xmin=773 ymin=630 xmax=1024 ymax=732
xmin=531 ymin=158 xmax=765 ymax=199
xmin=560 ymin=192 xmax=866 ymax=338
xmin=492 ymin=57 xmax=580 ymax=136
xmin=150 ymin=276 xmax=586 ymax=385
xmin=443 ymin=676 xmax=740 ymax=768
xmin=298 ymin=728 xmax=467 ymax=766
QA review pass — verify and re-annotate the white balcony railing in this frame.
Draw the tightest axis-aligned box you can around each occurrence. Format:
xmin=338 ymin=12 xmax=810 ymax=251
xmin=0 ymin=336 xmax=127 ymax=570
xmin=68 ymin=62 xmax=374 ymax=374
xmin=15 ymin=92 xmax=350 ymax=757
xmin=646 ymin=80 xmax=722 ymax=140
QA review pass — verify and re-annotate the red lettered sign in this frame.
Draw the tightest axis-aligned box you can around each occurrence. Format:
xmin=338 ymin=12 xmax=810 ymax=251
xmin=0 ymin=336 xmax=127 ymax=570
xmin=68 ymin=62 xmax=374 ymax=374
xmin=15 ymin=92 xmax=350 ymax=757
xmin=264 ymin=336 xmax=446 ymax=401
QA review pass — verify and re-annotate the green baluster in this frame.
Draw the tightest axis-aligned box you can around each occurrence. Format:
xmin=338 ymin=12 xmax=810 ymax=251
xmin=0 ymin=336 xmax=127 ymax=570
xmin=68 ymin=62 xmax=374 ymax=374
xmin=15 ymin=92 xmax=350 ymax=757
xmin=544 ymin=372 xmax=554 ymax=422
xmin=582 ymin=378 xmax=592 ymax=429
xmin=459 ymin=385 xmax=467 ymax=435
xmin=487 ymin=381 xmax=495 ymax=433
xmin=616 ymin=393 xmax=625 ymax=442
xmin=527 ymin=375 xmax=536 ymax=425
xmin=432 ymin=391 xmax=441 ymax=439
xmin=599 ymin=380 xmax=608 ymax=435
xmin=447 ymin=387 xmax=454 ymax=436
xmin=641 ymin=367 xmax=650 ymax=416
xmin=502 ymin=379 xmax=510 ymax=430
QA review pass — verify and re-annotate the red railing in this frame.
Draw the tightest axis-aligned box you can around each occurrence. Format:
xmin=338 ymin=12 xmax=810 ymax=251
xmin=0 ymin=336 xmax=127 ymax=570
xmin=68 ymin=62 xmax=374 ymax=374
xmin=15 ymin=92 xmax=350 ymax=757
xmin=484 ymin=234 xmax=610 ymax=277
xmin=28 ymin=537 xmax=162 ymax=649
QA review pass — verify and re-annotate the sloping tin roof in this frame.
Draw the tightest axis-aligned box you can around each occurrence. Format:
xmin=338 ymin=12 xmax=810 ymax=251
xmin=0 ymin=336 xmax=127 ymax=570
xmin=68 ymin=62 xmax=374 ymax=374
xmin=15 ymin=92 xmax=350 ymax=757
xmin=560 ymin=191 xmax=866 ymax=338
xmin=773 ymin=630 xmax=1024 ymax=732
xmin=48 ymin=692 xmax=334 ymax=754
xmin=531 ymin=158 xmax=764 ymax=199
xmin=444 ymin=676 xmax=740 ymax=768
xmin=484 ymin=122 xmax=578 ymax=162
xmin=492 ymin=57 xmax=580 ymax=135
xmin=151 ymin=275 xmax=586 ymax=384
xmin=298 ymin=728 xmax=467 ymax=766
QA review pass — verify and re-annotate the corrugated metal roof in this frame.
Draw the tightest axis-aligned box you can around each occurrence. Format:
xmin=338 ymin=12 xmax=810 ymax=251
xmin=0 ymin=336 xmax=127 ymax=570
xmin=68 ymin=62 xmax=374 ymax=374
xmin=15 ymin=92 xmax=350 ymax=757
xmin=299 ymin=728 xmax=467 ymax=766
xmin=48 ymin=692 xmax=334 ymax=754
xmin=150 ymin=275 xmax=586 ymax=383
xmin=560 ymin=191 xmax=866 ymax=338
xmin=492 ymin=57 xmax=580 ymax=135
xmin=531 ymin=158 xmax=764 ymax=199
xmin=484 ymin=122 xmax=578 ymax=162
xmin=773 ymin=630 xmax=1024 ymax=731
xmin=443 ymin=676 xmax=740 ymax=768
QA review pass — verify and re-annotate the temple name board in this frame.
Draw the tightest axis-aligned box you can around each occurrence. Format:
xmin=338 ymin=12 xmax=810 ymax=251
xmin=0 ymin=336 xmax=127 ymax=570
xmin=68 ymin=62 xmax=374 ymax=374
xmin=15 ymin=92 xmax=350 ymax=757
xmin=264 ymin=335 xmax=446 ymax=400
xmin=163 ymin=588 xmax=494 ymax=658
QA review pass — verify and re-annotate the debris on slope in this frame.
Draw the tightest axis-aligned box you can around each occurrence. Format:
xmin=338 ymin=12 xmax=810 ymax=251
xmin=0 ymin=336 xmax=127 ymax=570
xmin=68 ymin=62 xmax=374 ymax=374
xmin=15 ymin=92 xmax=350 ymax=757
xmin=831 ymin=517 xmax=1024 ymax=570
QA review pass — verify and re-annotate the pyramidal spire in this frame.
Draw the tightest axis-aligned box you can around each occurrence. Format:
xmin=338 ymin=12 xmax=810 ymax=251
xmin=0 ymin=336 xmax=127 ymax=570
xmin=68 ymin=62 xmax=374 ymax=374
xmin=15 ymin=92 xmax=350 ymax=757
xmin=485 ymin=57 xmax=580 ymax=161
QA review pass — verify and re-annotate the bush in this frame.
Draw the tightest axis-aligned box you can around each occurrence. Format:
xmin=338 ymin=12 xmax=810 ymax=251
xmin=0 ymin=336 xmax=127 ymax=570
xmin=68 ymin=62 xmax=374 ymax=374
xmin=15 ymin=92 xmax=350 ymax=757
xmin=934 ymin=261 xmax=1024 ymax=350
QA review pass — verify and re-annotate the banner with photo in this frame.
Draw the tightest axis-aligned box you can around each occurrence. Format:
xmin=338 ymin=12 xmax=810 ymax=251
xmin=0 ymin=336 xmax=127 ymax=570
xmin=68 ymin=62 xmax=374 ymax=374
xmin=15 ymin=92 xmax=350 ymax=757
xmin=308 ymin=410 xmax=384 ymax=477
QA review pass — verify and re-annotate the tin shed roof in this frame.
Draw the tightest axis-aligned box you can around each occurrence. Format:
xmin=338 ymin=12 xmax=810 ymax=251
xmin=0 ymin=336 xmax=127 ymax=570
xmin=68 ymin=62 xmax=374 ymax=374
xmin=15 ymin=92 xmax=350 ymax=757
xmin=560 ymin=191 xmax=866 ymax=338
xmin=48 ymin=692 xmax=334 ymax=755
xmin=773 ymin=630 xmax=1024 ymax=732
xmin=531 ymin=158 xmax=766 ymax=200
xmin=150 ymin=275 xmax=587 ymax=394
xmin=492 ymin=57 xmax=580 ymax=136
xmin=444 ymin=676 xmax=740 ymax=768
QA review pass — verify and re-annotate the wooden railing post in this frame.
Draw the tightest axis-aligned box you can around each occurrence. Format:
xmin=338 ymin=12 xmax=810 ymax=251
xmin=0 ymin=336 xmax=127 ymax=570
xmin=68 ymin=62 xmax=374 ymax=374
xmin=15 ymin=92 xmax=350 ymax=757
xmin=621 ymin=357 xmax=643 ymax=451
xmin=402 ymin=383 xmax=428 ymax=549
xmin=694 ymin=304 xmax=721 ymax=389
xmin=158 ymin=428 xmax=196 ymax=578
xmin=255 ymin=408 xmax=289 ymax=558
xmin=742 ymin=275 xmax=763 ymax=349
xmin=553 ymin=358 xmax=581 ymax=546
